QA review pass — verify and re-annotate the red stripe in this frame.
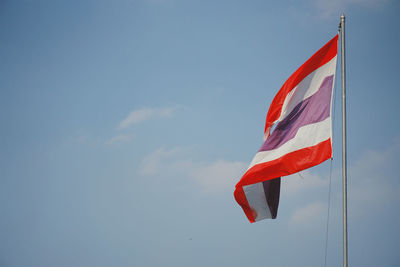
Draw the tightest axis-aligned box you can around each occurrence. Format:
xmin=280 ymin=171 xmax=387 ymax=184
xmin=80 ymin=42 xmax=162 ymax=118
xmin=238 ymin=139 xmax=332 ymax=187
xmin=264 ymin=35 xmax=338 ymax=137
xmin=234 ymin=139 xmax=332 ymax=222
xmin=233 ymin=186 xmax=256 ymax=223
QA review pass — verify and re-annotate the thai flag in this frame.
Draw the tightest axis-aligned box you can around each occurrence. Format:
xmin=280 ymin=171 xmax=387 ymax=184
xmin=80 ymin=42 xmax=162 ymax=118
xmin=234 ymin=35 xmax=338 ymax=223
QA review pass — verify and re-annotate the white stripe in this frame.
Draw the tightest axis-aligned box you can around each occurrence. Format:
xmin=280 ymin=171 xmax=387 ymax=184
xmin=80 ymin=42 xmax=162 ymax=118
xmin=248 ymin=118 xmax=331 ymax=170
xmin=243 ymin=182 xmax=271 ymax=221
xmin=277 ymin=56 xmax=337 ymax=124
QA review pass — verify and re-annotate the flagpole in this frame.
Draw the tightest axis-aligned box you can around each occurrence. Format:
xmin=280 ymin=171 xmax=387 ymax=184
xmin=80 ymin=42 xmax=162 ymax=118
xmin=340 ymin=13 xmax=348 ymax=267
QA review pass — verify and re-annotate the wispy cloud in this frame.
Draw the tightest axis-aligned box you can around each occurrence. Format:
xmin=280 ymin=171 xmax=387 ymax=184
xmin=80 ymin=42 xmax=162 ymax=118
xmin=289 ymin=137 xmax=400 ymax=225
xmin=139 ymin=147 xmax=247 ymax=192
xmin=290 ymin=201 xmax=326 ymax=225
xmin=118 ymin=107 xmax=176 ymax=129
xmin=141 ymin=138 xmax=400 ymax=223
xmin=282 ymin=170 xmax=328 ymax=196
xmin=192 ymin=160 xmax=248 ymax=192
xmin=140 ymin=147 xmax=184 ymax=175
xmin=106 ymin=134 xmax=132 ymax=145
xmin=346 ymin=137 xmax=400 ymax=218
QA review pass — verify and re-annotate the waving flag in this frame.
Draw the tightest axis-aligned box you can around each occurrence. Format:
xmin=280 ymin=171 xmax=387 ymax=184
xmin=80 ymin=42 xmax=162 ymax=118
xmin=234 ymin=35 xmax=338 ymax=223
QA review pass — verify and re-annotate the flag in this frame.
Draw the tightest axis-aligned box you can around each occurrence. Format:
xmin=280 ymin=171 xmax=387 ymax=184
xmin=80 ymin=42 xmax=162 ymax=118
xmin=234 ymin=35 xmax=338 ymax=223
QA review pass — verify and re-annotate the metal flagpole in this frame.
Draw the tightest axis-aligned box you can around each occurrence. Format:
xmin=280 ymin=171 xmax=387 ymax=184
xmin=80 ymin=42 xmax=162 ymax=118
xmin=340 ymin=13 xmax=348 ymax=267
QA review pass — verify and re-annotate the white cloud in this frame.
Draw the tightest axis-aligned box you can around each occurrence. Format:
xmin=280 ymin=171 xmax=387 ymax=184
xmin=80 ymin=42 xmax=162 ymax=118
xmin=290 ymin=201 xmax=326 ymax=225
xmin=140 ymin=138 xmax=400 ymax=222
xmin=106 ymin=134 xmax=132 ymax=145
xmin=289 ymin=137 xmax=400 ymax=223
xmin=192 ymin=160 xmax=248 ymax=192
xmin=139 ymin=147 xmax=247 ymax=192
xmin=76 ymin=133 xmax=90 ymax=144
xmin=140 ymin=147 xmax=184 ymax=175
xmin=282 ymin=170 xmax=328 ymax=196
xmin=346 ymin=138 xmax=400 ymax=218
xmin=118 ymin=107 xmax=175 ymax=129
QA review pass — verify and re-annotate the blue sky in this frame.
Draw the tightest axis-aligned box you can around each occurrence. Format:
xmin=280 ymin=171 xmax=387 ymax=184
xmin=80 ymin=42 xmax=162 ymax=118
xmin=1 ymin=0 xmax=399 ymax=266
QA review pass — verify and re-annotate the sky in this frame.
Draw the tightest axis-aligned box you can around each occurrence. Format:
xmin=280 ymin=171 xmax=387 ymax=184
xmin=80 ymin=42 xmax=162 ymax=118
xmin=1 ymin=0 xmax=400 ymax=266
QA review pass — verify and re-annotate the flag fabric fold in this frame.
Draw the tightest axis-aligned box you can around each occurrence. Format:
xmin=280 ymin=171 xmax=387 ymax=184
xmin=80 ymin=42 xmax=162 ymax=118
xmin=234 ymin=35 xmax=338 ymax=223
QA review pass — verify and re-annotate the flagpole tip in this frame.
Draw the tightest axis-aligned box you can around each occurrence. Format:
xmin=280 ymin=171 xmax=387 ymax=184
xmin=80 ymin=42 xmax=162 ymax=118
xmin=341 ymin=13 xmax=345 ymax=19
